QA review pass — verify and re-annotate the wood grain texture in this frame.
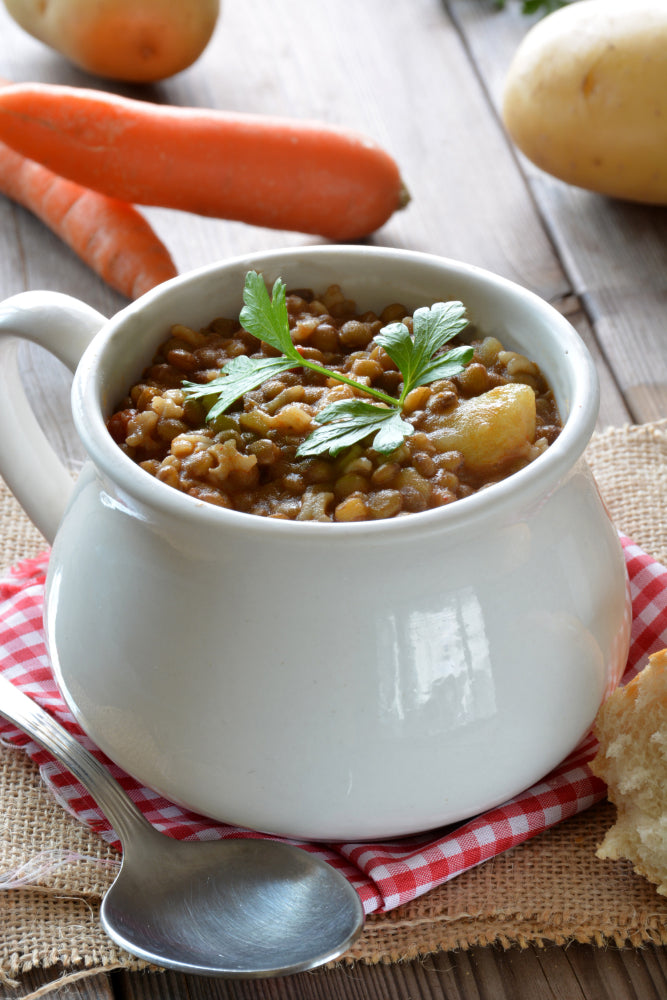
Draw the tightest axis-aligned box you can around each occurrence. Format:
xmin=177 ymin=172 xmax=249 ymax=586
xmin=7 ymin=969 xmax=116 ymax=999
xmin=10 ymin=946 xmax=667 ymax=1000
xmin=0 ymin=0 xmax=665 ymax=998
xmin=448 ymin=0 xmax=667 ymax=424
xmin=107 ymin=946 xmax=667 ymax=1000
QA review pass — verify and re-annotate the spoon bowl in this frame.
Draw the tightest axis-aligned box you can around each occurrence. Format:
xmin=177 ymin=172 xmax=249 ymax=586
xmin=0 ymin=675 xmax=364 ymax=977
xmin=102 ymin=830 xmax=364 ymax=977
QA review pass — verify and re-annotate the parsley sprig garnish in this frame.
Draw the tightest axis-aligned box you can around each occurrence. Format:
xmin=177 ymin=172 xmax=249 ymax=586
xmin=182 ymin=271 xmax=473 ymax=458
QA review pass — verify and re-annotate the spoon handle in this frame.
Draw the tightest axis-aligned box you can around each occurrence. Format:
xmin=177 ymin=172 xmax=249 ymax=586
xmin=0 ymin=674 xmax=152 ymax=844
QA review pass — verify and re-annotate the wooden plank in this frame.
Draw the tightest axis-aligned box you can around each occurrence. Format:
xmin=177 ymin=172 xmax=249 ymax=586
xmin=0 ymin=0 xmax=630 ymax=428
xmin=8 ymin=968 xmax=115 ymax=999
xmin=9 ymin=946 xmax=667 ymax=999
xmin=557 ymin=296 xmax=630 ymax=429
xmin=111 ymin=945 xmax=667 ymax=1000
xmin=566 ymin=942 xmax=667 ymax=999
xmin=448 ymin=0 xmax=667 ymax=424
xmin=0 ymin=0 xmax=572 ymax=295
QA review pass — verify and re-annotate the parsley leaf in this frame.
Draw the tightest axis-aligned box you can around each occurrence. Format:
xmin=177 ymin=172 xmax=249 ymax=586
xmin=296 ymin=401 xmax=413 ymax=458
xmin=182 ymin=355 xmax=296 ymax=422
xmin=238 ymin=271 xmax=300 ymax=361
xmin=376 ymin=301 xmax=471 ymax=401
xmin=494 ymin=0 xmax=572 ymax=14
xmin=403 ymin=344 xmax=475 ymax=388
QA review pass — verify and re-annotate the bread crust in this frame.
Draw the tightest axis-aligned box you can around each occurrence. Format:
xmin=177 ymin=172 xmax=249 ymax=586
xmin=591 ymin=649 xmax=667 ymax=894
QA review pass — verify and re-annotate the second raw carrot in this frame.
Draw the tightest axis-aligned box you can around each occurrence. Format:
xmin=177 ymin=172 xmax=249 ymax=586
xmin=0 ymin=83 xmax=409 ymax=240
xmin=0 ymin=139 xmax=178 ymax=299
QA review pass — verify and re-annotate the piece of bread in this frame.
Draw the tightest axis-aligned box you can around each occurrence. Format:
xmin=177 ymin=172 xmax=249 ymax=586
xmin=591 ymin=648 xmax=667 ymax=894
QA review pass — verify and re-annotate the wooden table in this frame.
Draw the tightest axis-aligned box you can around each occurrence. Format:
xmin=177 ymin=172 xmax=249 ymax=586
xmin=1 ymin=0 xmax=666 ymax=997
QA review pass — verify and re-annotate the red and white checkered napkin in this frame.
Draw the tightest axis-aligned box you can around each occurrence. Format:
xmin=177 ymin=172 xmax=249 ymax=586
xmin=1 ymin=537 xmax=666 ymax=915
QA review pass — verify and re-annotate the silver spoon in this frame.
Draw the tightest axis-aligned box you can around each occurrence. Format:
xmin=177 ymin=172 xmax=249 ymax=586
xmin=0 ymin=675 xmax=365 ymax=977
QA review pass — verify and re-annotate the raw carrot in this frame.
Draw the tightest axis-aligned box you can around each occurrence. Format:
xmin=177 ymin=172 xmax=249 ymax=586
xmin=0 ymin=76 xmax=177 ymax=298
xmin=0 ymin=83 xmax=409 ymax=240
xmin=0 ymin=144 xmax=178 ymax=298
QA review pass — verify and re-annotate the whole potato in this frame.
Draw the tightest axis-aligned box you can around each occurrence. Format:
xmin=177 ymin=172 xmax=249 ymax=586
xmin=502 ymin=0 xmax=667 ymax=205
xmin=3 ymin=0 xmax=220 ymax=83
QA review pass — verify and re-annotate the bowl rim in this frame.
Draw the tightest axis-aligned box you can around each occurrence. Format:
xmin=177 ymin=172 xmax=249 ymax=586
xmin=71 ymin=245 xmax=600 ymax=539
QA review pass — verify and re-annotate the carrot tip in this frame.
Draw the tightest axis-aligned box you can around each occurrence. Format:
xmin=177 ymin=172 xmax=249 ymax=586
xmin=397 ymin=182 xmax=411 ymax=211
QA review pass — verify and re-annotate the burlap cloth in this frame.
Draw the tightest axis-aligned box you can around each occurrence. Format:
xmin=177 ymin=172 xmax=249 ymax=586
xmin=1 ymin=420 xmax=667 ymax=994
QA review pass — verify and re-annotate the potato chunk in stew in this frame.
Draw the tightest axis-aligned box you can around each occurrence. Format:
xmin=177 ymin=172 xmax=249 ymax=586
xmin=431 ymin=383 xmax=536 ymax=474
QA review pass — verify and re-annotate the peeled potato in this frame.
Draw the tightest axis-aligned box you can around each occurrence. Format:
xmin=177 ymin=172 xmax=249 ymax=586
xmin=3 ymin=0 xmax=220 ymax=83
xmin=502 ymin=0 xmax=667 ymax=205
xmin=431 ymin=383 xmax=536 ymax=474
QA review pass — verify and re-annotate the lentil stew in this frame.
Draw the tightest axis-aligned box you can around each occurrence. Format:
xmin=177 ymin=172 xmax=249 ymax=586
xmin=107 ymin=284 xmax=562 ymax=521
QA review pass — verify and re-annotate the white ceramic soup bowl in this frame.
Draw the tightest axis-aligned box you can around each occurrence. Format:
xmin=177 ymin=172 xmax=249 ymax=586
xmin=0 ymin=246 xmax=630 ymax=841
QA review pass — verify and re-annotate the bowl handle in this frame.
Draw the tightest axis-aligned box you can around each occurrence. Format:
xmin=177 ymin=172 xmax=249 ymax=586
xmin=0 ymin=291 xmax=106 ymax=544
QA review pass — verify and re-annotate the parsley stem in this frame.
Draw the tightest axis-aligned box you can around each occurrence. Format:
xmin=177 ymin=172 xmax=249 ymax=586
xmin=295 ymin=355 xmax=400 ymax=409
xmin=183 ymin=272 xmax=472 ymax=461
